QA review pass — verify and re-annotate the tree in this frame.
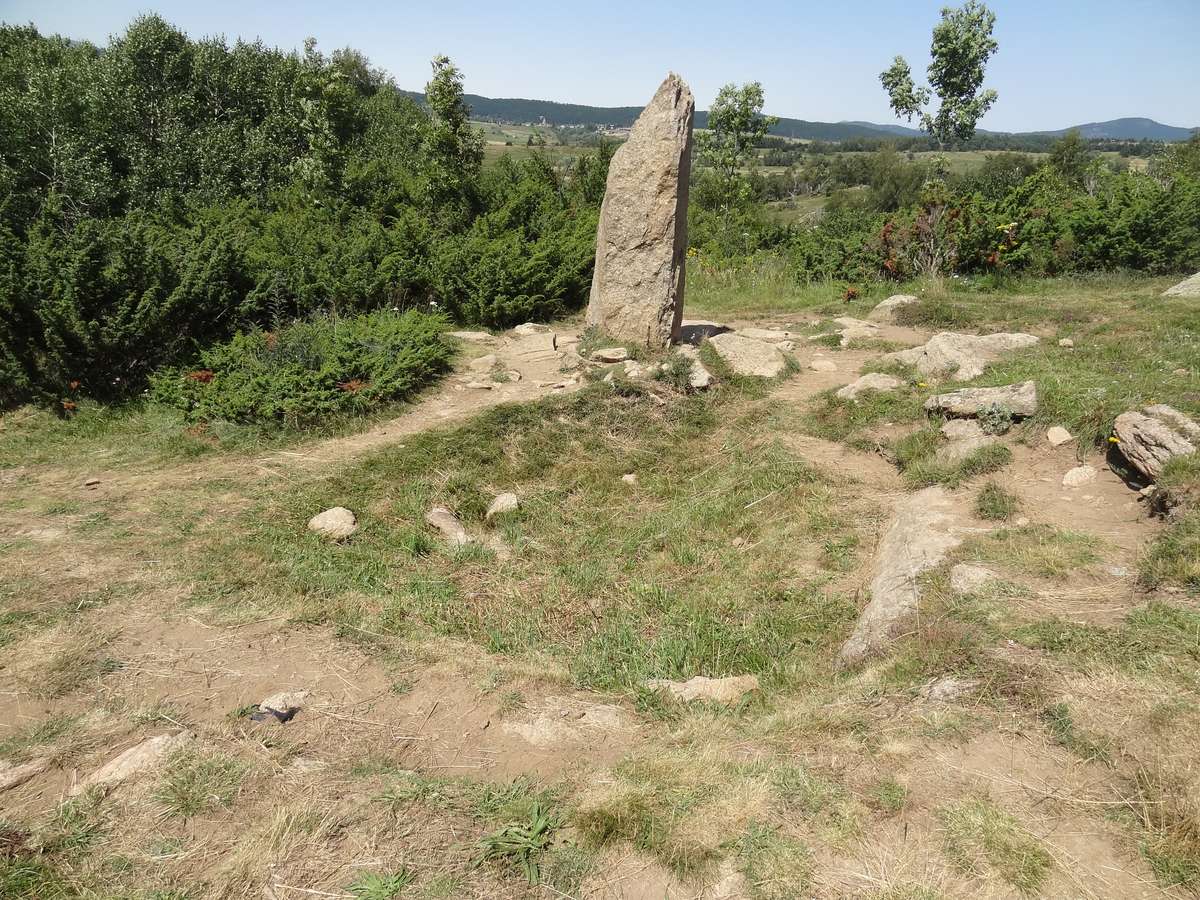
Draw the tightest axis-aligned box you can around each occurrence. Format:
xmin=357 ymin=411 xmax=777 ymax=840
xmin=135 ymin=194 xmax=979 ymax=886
xmin=697 ymin=82 xmax=778 ymax=203
xmin=880 ymin=1 xmax=999 ymax=147
xmin=1048 ymin=129 xmax=1095 ymax=187
xmin=423 ymin=54 xmax=483 ymax=220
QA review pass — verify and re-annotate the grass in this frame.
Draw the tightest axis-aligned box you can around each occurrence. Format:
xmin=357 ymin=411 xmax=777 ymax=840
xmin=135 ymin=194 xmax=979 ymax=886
xmin=1131 ymin=767 xmax=1200 ymax=888
xmin=868 ymin=777 xmax=909 ymax=814
xmin=959 ymin=524 xmax=1102 ymax=579
xmin=348 ymin=868 xmax=416 ymax=899
xmin=0 ymin=714 xmax=80 ymax=762
xmin=189 ymin=383 xmax=862 ymax=693
xmin=152 ymin=751 xmax=246 ymax=817
xmin=1139 ymin=511 xmax=1200 ymax=594
xmin=477 ymin=803 xmax=558 ymax=885
xmin=1040 ymin=702 xmax=1113 ymax=765
xmin=938 ymin=796 xmax=1052 ymax=893
xmin=734 ymin=822 xmax=814 ymax=899
xmin=893 ymin=426 xmax=1012 ymax=488
xmin=801 ymin=384 xmax=926 ymax=449
xmin=974 ymin=481 xmax=1019 ymax=520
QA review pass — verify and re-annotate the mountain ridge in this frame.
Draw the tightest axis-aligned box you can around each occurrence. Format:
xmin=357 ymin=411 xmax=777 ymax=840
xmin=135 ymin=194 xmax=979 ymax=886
xmin=406 ymin=91 xmax=1198 ymax=142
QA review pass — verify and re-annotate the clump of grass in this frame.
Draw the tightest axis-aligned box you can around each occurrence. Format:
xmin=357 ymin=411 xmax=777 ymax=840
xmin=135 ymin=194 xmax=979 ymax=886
xmin=938 ymin=796 xmax=1052 ymax=893
xmin=0 ymin=714 xmax=80 ymax=762
xmin=962 ymin=524 xmax=1101 ymax=579
xmin=802 ymin=387 xmax=925 ymax=446
xmin=868 ymin=777 xmax=909 ymax=814
xmin=734 ymin=822 xmax=813 ymax=899
xmin=893 ymin=427 xmax=1012 ymax=488
xmin=348 ymin=869 xmax=416 ymax=899
xmin=1040 ymin=703 xmax=1113 ymax=765
xmin=1129 ymin=766 xmax=1200 ymax=888
xmin=153 ymin=750 xmax=246 ymax=817
xmin=477 ymin=803 xmax=558 ymax=885
xmin=975 ymin=481 xmax=1019 ymax=521
xmin=1139 ymin=511 xmax=1200 ymax=595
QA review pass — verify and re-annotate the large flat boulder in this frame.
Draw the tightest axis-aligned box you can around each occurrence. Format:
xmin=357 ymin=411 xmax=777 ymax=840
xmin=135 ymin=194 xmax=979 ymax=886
xmin=924 ymin=381 xmax=1038 ymax=418
xmin=708 ymin=333 xmax=787 ymax=378
xmin=586 ymin=75 xmax=694 ymax=348
xmin=837 ymin=487 xmax=970 ymax=667
xmin=1113 ymin=404 xmax=1200 ymax=480
xmin=835 ymin=372 xmax=902 ymax=402
xmin=887 ymin=332 xmax=1038 ymax=381
xmin=868 ymin=294 xmax=919 ymax=322
xmin=1164 ymin=273 xmax=1200 ymax=297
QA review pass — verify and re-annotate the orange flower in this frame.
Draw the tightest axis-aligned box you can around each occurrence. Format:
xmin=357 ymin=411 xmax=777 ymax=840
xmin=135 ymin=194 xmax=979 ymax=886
xmin=185 ymin=369 xmax=215 ymax=383
xmin=338 ymin=378 xmax=366 ymax=393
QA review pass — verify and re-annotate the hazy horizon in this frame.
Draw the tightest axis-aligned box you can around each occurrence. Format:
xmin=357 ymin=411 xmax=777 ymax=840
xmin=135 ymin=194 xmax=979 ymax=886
xmin=2 ymin=0 xmax=1197 ymax=131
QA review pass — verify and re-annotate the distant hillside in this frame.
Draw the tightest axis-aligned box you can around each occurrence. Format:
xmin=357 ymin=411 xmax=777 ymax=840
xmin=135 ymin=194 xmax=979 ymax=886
xmin=1029 ymin=117 xmax=1197 ymax=141
xmin=403 ymin=91 xmax=1197 ymax=143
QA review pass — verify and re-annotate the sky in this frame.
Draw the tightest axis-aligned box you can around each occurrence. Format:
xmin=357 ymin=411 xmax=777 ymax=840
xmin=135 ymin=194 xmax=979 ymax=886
xmin=2 ymin=0 xmax=1197 ymax=132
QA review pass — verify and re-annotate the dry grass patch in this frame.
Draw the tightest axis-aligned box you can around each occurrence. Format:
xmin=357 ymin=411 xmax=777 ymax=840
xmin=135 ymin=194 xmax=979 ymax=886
xmin=937 ymin=795 xmax=1052 ymax=893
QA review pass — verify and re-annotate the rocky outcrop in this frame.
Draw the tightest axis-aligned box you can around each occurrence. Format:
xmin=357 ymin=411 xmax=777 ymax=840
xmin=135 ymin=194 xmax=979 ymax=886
xmin=836 ymin=372 xmax=902 ymax=402
xmin=707 ymin=333 xmax=787 ymax=378
xmin=869 ymin=294 xmax=919 ymax=322
xmin=837 ymin=487 xmax=971 ymax=668
xmin=586 ymin=74 xmax=694 ymax=347
xmin=924 ymin=381 xmax=1038 ymax=418
xmin=887 ymin=332 xmax=1039 ymax=381
xmin=1113 ymin=405 xmax=1200 ymax=480
xmin=1164 ymin=272 xmax=1200 ymax=297
xmin=645 ymin=674 xmax=760 ymax=704
xmin=307 ymin=507 xmax=358 ymax=540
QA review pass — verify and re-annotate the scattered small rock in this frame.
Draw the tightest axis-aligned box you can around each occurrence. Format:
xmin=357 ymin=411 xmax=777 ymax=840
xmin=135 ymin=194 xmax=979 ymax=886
xmin=808 ymin=357 xmax=837 ymax=372
xmin=71 ymin=732 xmax=193 ymax=796
xmin=425 ymin=507 xmax=473 ymax=546
xmin=84 ymin=477 xmax=101 ymax=488
xmin=1062 ymin=465 xmax=1098 ymax=488
xmin=621 ymin=473 xmax=638 ymax=486
xmin=306 ymin=507 xmax=358 ymax=541
xmin=676 ymin=346 xmax=714 ymax=389
xmin=1058 ymin=338 xmax=1074 ymax=348
xmin=645 ymin=674 xmax=760 ymax=704
xmin=513 ymin=322 xmax=552 ymax=336
xmin=925 ymin=381 xmax=1038 ymax=418
xmin=464 ymin=381 xmax=494 ymax=390
xmin=252 ymin=690 xmax=309 ymax=723
xmin=835 ymin=372 xmax=902 ymax=402
xmin=950 ymin=563 xmax=999 ymax=594
xmin=708 ymin=333 xmax=787 ymax=378
xmin=485 ymin=492 xmax=519 ymax=521
xmin=591 ymin=347 xmax=629 ymax=363
xmin=505 ymin=370 xmax=522 ymax=382
xmin=1046 ymin=426 xmax=1073 ymax=447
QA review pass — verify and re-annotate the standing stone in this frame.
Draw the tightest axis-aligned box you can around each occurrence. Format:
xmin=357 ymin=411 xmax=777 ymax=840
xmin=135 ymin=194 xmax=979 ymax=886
xmin=587 ymin=75 xmax=694 ymax=348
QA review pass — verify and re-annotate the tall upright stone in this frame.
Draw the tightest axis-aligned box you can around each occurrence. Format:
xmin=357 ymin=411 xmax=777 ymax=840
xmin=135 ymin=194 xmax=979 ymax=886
xmin=586 ymin=74 xmax=694 ymax=348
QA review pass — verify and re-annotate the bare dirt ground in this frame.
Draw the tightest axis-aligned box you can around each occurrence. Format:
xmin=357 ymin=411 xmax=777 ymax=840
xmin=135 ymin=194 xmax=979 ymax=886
xmin=1 ymin=312 xmax=1193 ymax=900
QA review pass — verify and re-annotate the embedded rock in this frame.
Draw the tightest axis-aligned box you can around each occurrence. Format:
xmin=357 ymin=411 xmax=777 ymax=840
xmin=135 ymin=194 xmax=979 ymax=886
xmin=71 ymin=732 xmax=193 ymax=796
xmin=591 ymin=347 xmax=629 ymax=363
xmin=447 ymin=330 xmax=495 ymax=343
xmin=708 ymin=333 xmax=787 ymax=378
xmin=950 ymin=563 xmax=999 ymax=594
xmin=936 ymin=419 xmax=996 ymax=465
xmin=509 ymin=332 xmax=559 ymax=363
xmin=808 ymin=357 xmax=838 ymax=372
xmin=586 ymin=74 xmax=694 ymax=347
xmin=736 ymin=327 xmax=798 ymax=343
xmin=425 ymin=507 xmax=473 ymax=546
xmin=837 ymin=487 xmax=970 ymax=667
xmin=513 ymin=322 xmax=552 ymax=336
xmin=258 ymin=690 xmax=309 ymax=716
xmin=1063 ymin=465 xmax=1097 ymax=487
xmin=833 ymin=316 xmax=879 ymax=346
xmin=645 ymin=674 xmax=759 ymax=704
xmin=0 ymin=757 xmax=49 ymax=792
xmin=677 ymin=346 xmax=714 ymax=389
xmin=486 ymin=492 xmax=519 ymax=521
xmin=921 ymin=676 xmax=981 ymax=703
xmin=1113 ymin=405 xmax=1200 ymax=480
xmin=836 ymin=372 xmax=902 ymax=402
xmin=869 ymin=294 xmax=919 ymax=322
xmin=888 ymin=332 xmax=1039 ymax=381
xmin=307 ymin=507 xmax=358 ymax=541
xmin=924 ymin=381 xmax=1038 ymax=418
xmin=467 ymin=353 xmax=498 ymax=373
xmin=1164 ymin=272 xmax=1200 ymax=297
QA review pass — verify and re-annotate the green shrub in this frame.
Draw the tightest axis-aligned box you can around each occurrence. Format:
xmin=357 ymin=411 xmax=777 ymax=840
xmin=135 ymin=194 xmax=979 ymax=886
xmin=152 ymin=310 xmax=451 ymax=428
